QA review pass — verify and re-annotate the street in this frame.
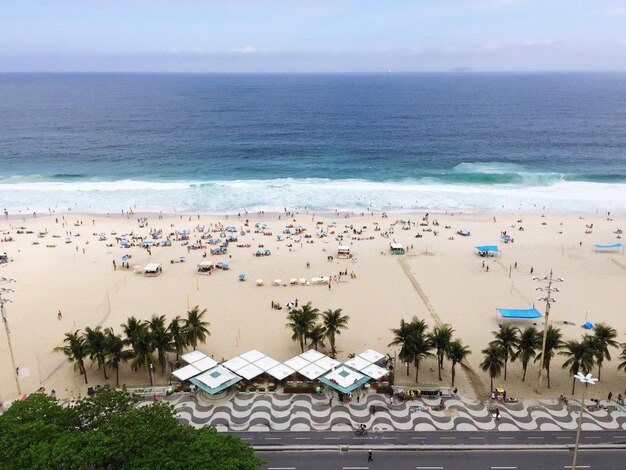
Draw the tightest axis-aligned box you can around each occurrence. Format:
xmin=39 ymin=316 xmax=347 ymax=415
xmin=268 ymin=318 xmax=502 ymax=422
xmin=257 ymin=449 xmax=625 ymax=470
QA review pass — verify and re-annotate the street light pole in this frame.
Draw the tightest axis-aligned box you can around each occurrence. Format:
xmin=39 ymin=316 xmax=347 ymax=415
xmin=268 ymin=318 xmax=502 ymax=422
xmin=0 ymin=281 xmax=21 ymax=395
xmin=572 ymin=372 xmax=598 ymax=470
xmin=534 ymin=270 xmax=563 ymax=389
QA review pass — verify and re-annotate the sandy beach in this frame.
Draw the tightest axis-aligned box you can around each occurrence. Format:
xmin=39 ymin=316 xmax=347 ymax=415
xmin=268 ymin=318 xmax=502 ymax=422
xmin=1 ymin=209 xmax=624 ymax=404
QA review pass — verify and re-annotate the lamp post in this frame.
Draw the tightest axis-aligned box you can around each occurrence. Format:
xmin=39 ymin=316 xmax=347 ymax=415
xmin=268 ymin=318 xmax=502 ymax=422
xmin=149 ymin=362 xmax=154 ymax=387
xmin=534 ymin=270 xmax=564 ymax=389
xmin=572 ymin=372 xmax=598 ymax=470
xmin=0 ymin=280 xmax=20 ymax=395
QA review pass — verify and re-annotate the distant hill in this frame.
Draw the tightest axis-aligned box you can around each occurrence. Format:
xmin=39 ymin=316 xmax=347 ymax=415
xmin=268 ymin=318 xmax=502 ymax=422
xmin=449 ymin=67 xmax=474 ymax=73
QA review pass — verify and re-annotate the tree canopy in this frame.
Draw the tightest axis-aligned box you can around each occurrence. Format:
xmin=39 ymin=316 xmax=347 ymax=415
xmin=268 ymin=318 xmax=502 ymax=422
xmin=0 ymin=389 xmax=262 ymax=470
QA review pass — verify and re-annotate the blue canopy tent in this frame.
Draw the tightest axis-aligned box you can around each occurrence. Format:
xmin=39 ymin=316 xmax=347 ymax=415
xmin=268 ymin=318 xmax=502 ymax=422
xmin=497 ymin=308 xmax=542 ymax=322
xmin=476 ymin=245 xmax=500 ymax=257
xmin=594 ymin=243 xmax=623 ymax=253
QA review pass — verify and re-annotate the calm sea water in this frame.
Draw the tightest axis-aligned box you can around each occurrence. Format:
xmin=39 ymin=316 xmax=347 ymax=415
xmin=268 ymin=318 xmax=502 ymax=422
xmin=1 ymin=73 xmax=625 ymax=213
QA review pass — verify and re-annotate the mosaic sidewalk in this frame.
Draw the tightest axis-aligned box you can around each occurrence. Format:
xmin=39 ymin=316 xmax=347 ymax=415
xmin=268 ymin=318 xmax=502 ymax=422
xmin=159 ymin=393 xmax=626 ymax=432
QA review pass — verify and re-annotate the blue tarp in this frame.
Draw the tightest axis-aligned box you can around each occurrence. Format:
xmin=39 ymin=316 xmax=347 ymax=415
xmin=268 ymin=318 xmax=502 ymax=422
xmin=476 ymin=245 xmax=500 ymax=252
xmin=497 ymin=308 xmax=542 ymax=319
xmin=595 ymin=243 xmax=623 ymax=249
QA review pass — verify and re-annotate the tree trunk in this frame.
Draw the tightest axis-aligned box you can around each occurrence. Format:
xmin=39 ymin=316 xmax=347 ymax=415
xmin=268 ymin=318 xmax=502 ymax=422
xmin=103 ymin=363 xmax=109 ymax=380
xmin=148 ymin=367 xmax=154 ymax=386
xmin=572 ymin=376 xmax=576 ymax=395
xmin=451 ymin=364 xmax=456 ymax=387
xmin=597 ymin=362 xmax=602 ymax=381
xmin=522 ymin=362 xmax=528 ymax=382
xmin=490 ymin=375 xmax=493 ymax=392
xmin=405 ymin=361 xmax=410 ymax=376
xmin=504 ymin=358 xmax=507 ymax=381
xmin=437 ymin=355 xmax=442 ymax=381
xmin=81 ymin=362 xmax=88 ymax=384
xmin=116 ymin=367 xmax=120 ymax=388
xmin=415 ymin=359 xmax=420 ymax=384
xmin=300 ymin=338 xmax=304 ymax=353
xmin=547 ymin=366 xmax=551 ymax=388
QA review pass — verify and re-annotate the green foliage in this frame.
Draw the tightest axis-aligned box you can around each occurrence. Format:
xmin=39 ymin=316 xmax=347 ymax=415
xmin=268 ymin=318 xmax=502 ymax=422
xmin=0 ymin=389 xmax=262 ymax=470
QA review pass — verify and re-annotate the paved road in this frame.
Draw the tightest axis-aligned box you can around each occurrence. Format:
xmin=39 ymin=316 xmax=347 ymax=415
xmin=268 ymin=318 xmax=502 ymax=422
xmin=257 ymin=449 xmax=625 ymax=470
xmin=236 ymin=430 xmax=626 ymax=447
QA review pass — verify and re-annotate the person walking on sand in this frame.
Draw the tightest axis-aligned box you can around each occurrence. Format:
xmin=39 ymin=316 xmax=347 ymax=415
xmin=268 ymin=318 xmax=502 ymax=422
xmin=113 ymin=260 xmax=116 ymax=271
xmin=368 ymin=450 xmax=373 ymax=462
xmin=57 ymin=310 xmax=62 ymax=320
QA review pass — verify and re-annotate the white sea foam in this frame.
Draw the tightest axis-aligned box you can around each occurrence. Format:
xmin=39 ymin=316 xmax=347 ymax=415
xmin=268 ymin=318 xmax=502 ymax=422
xmin=0 ymin=178 xmax=624 ymax=214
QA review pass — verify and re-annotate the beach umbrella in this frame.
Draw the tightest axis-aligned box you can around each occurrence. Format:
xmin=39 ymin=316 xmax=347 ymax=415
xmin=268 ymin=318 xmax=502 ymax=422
xmin=239 ymin=274 xmax=246 ymax=280
xmin=121 ymin=255 xmax=129 ymax=261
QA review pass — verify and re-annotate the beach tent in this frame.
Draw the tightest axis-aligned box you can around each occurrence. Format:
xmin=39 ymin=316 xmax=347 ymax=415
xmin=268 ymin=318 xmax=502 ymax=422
xmin=594 ymin=243 xmax=623 ymax=253
xmin=476 ymin=245 xmax=500 ymax=257
xmin=497 ymin=308 xmax=542 ymax=319
xmin=144 ymin=263 xmax=162 ymax=277
xmin=197 ymin=261 xmax=214 ymax=274
xmin=389 ymin=243 xmax=405 ymax=255
xmin=337 ymin=246 xmax=351 ymax=258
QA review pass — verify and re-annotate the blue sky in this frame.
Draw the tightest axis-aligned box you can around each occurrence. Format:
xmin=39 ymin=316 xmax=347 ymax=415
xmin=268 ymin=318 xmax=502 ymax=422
xmin=1 ymin=0 xmax=626 ymax=71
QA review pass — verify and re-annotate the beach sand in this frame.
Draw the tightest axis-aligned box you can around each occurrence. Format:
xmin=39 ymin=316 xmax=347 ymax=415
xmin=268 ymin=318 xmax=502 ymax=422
xmin=1 ymin=210 xmax=624 ymax=404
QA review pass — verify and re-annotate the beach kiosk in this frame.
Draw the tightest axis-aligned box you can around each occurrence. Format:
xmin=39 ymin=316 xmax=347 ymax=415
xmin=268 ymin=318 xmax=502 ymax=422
xmin=197 ymin=260 xmax=214 ymax=275
xmin=143 ymin=263 xmax=162 ymax=277
xmin=389 ymin=243 xmax=405 ymax=255
xmin=337 ymin=245 xmax=351 ymax=259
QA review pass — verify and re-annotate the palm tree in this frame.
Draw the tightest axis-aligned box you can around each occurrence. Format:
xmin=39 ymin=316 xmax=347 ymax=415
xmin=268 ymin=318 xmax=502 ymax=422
xmin=168 ymin=316 xmax=186 ymax=361
xmin=591 ymin=323 xmax=619 ymax=380
xmin=389 ymin=319 xmax=414 ymax=376
xmin=446 ymin=339 xmax=472 ymax=388
xmin=121 ymin=316 xmax=142 ymax=344
xmin=286 ymin=302 xmax=319 ymax=353
xmin=534 ymin=326 xmax=563 ymax=388
xmin=83 ymin=326 xmax=109 ymax=380
xmin=388 ymin=316 xmax=428 ymax=376
xmin=149 ymin=314 xmax=172 ymax=373
xmin=407 ymin=329 xmax=433 ymax=384
xmin=515 ymin=326 xmax=542 ymax=381
xmin=618 ymin=341 xmax=626 ymax=374
xmin=184 ymin=306 xmax=211 ymax=350
xmin=480 ymin=343 xmax=505 ymax=392
xmin=54 ymin=330 xmax=89 ymax=384
xmin=429 ymin=324 xmax=454 ymax=381
xmin=129 ymin=324 xmax=156 ymax=386
xmin=307 ymin=324 xmax=327 ymax=351
xmin=104 ymin=328 xmax=132 ymax=387
xmin=321 ymin=308 xmax=350 ymax=357
xmin=560 ymin=338 xmax=596 ymax=394
xmin=490 ymin=324 xmax=519 ymax=381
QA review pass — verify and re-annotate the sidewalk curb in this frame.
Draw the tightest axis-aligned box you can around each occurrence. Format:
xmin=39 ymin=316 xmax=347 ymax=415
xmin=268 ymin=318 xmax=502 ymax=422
xmin=253 ymin=444 xmax=626 ymax=451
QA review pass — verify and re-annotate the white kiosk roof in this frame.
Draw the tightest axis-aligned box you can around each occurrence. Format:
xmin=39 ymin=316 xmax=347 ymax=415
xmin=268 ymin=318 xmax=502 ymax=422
xmin=192 ymin=356 xmax=218 ymax=372
xmin=361 ymin=363 xmax=389 ymax=380
xmin=324 ymin=365 xmax=365 ymax=388
xmin=266 ymin=364 xmax=295 ymax=380
xmin=299 ymin=362 xmax=326 ymax=380
xmin=181 ymin=350 xmax=207 ymax=364
xmin=196 ymin=365 xmax=238 ymax=389
xmin=237 ymin=363 xmax=265 ymax=381
xmin=358 ymin=349 xmax=385 ymax=364
xmin=255 ymin=356 xmax=280 ymax=372
xmin=314 ymin=356 xmax=341 ymax=372
xmin=345 ymin=356 xmax=371 ymax=371
xmin=284 ymin=355 xmax=310 ymax=372
xmin=222 ymin=356 xmax=249 ymax=373
xmin=172 ymin=364 xmax=202 ymax=381
xmin=299 ymin=349 xmax=325 ymax=363
xmin=240 ymin=349 xmax=266 ymax=363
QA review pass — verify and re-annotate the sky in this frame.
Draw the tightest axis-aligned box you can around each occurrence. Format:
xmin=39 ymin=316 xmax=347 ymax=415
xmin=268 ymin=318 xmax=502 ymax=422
xmin=1 ymin=0 xmax=626 ymax=72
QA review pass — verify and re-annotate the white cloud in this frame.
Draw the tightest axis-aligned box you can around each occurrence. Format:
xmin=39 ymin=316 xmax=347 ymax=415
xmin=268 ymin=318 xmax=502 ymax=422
xmin=231 ymin=46 xmax=256 ymax=54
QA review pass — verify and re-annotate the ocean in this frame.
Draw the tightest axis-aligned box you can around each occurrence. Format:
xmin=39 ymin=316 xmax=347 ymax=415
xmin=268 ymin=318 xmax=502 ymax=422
xmin=1 ymin=73 xmax=625 ymax=214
